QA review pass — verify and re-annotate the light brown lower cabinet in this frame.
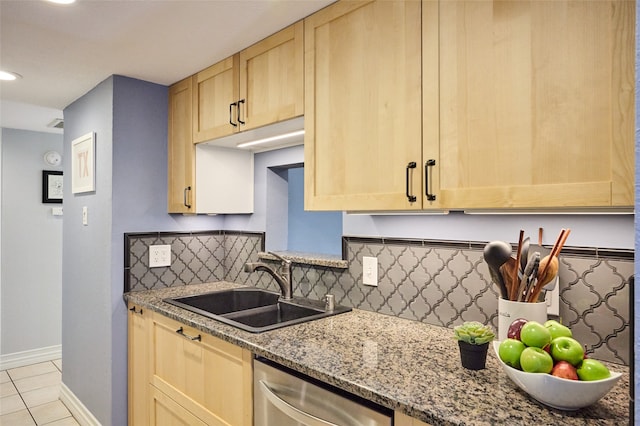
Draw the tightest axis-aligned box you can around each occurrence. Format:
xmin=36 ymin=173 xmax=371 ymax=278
xmin=128 ymin=303 xmax=150 ymax=426
xmin=149 ymin=386 xmax=208 ymax=426
xmin=128 ymin=308 xmax=252 ymax=426
xmin=395 ymin=411 xmax=433 ymax=426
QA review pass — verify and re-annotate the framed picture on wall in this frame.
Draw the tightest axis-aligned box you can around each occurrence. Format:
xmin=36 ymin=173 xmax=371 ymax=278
xmin=71 ymin=132 xmax=95 ymax=194
xmin=42 ymin=170 xmax=63 ymax=203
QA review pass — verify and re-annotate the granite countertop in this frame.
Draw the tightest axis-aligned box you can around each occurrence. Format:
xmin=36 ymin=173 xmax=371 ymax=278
xmin=124 ymin=281 xmax=630 ymax=426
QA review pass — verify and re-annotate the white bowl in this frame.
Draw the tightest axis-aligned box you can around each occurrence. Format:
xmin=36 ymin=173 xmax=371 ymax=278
xmin=492 ymin=341 xmax=622 ymax=410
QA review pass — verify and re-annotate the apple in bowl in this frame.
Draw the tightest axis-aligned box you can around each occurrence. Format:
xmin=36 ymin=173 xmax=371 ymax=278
xmin=494 ymin=318 xmax=622 ymax=410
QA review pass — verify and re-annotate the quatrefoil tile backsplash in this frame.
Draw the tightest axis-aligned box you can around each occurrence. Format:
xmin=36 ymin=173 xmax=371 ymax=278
xmin=125 ymin=232 xmax=633 ymax=366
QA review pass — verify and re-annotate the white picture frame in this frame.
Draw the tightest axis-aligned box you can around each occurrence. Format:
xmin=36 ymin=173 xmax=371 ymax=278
xmin=71 ymin=132 xmax=96 ymax=194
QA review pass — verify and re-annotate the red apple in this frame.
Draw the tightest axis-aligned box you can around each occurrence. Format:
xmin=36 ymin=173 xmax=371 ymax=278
xmin=551 ymin=361 xmax=578 ymax=380
xmin=507 ymin=318 xmax=528 ymax=340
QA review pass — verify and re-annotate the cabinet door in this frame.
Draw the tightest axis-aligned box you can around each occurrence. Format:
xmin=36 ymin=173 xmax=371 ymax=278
xmin=193 ymin=55 xmax=240 ymax=142
xmin=150 ymin=314 xmax=253 ymax=426
xmin=238 ymin=21 xmax=304 ymax=131
xmin=433 ymin=0 xmax=635 ymax=209
xmin=168 ymin=78 xmax=195 ymax=213
xmin=128 ymin=304 xmax=150 ymax=426
xmin=149 ymin=386 xmax=208 ymax=426
xmin=304 ymin=0 xmax=423 ymax=211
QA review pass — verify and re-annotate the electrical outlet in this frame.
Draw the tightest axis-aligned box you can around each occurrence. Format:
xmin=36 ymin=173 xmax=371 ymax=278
xmin=149 ymin=245 xmax=171 ymax=268
xmin=362 ymin=256 xmax=378 ymax=286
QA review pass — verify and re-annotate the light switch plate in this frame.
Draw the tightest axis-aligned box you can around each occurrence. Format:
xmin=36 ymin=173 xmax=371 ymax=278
xmin=149 ymin=245 xmax=171 ymax=267
xmin=363 ymin=256 xmax=378 ymax=286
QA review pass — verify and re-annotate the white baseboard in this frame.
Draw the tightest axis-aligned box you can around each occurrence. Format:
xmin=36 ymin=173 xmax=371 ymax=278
xmin=60 ymin=382 xmax=102 ymax=426
xmin=0 ymin=345 xmax=62 ymax=370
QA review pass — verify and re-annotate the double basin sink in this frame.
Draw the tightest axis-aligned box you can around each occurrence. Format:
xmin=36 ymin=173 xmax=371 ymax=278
xmin=164 ymin=287 xmax=351 ymax=333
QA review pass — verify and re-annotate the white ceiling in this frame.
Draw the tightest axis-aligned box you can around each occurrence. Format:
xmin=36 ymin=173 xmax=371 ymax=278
xmin=0 ymin=0 xmax=334 ymax=134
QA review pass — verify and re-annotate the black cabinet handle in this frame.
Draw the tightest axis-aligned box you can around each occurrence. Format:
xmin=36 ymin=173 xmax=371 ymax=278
xmin=229 ymin=102 xmax=238 ymax=127
xmin=406 ymin=162 xmax=417 ymax=203
xmin=176 ymin=327 xmax=201 ymax=341
xmin=425 ymin=159 xmax=436 ymax=201
xmin=237 ymin=99 xmax=245 ymax=125
xmin=183 ymin=186 xmax=192 ymax=209
xmin=129 ymin=306 xmax=143 ymax=315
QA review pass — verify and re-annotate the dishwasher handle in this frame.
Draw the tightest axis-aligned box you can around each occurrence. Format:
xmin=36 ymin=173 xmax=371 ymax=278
xmin=258 ymin=380 xmax=338 ymax=426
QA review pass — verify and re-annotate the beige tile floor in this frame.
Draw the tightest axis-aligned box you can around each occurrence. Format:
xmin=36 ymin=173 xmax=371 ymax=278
xmin=1 ymin=360 xmax=80 ymax=425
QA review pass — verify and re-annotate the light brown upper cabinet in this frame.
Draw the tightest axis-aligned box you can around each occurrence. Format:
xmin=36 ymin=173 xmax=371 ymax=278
xmin=192 ymin=55 xmax=239 ymax=143
xmin=304 ymin=0 xmax=423 ymax=211
xmin=168 ymin=77 xmax=196 ymax=213
xmin=193 ymin=22 xmax=304 ymax=144
xmin=239 ymin=22 xmax=304 ymax=131
xmin=305 ymin=0 xmax=634 ymax=211
xmin=431 ymin=0 xmax=635 ymax=209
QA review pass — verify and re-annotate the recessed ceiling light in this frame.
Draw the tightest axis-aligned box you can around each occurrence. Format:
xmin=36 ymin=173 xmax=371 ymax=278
xmin=46 ymin=0 xmax=76 ymax=4
xmin=0 ymin=71 xmax=22 ymax=81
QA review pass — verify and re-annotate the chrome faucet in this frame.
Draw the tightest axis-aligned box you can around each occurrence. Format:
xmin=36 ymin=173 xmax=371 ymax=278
xmin=244 ymin=252 xmax=293 ymax=300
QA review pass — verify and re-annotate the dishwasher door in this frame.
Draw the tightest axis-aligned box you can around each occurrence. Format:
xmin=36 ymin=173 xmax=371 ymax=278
xmin=253 ymin=358 xmax=393 ymax=426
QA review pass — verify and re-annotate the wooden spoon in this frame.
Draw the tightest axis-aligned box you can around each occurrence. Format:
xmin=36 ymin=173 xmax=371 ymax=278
xmin=500 ymin=257 xmax=519 ymax=300
xmin=530 ymin=229 xmax=571 ymax=302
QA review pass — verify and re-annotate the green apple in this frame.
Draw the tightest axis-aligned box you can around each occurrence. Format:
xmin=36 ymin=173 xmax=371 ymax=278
xmin=498 ymin=338 xmax=526 ymax=369
xmin=520 ymin=321 xmax=552 ymax=348
xmin=577 ymin=359 xmax=611 ymax=381
xmin=549 ymin=336 xmax=584 ymax=367
xmin=544 ymin=319 xmax=572 ymax=340
xmin=520 ymin=347 xmax=554 ymax=373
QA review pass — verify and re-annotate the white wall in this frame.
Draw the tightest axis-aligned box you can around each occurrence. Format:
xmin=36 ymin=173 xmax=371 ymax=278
xmin=1 ymin=128 xmax=63 ymax=361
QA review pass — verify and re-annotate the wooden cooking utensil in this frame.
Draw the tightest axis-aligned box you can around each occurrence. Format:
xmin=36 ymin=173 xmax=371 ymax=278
xmin=537 ymin=229 xmax=565 ymax=282
xmin=500 ymin=257 xmax=518 ymax=300
xmin=529 ymin=229 xmax=571 ymax=302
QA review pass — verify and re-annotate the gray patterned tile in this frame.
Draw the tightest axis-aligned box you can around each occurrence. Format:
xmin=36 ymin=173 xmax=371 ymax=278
xmin=124 ymin=232 xmax=633 ymax=366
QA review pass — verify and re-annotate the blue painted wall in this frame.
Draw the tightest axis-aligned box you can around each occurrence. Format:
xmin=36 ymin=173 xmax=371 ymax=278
xmin=287 ymin=167 xmax=342 ymax=255
xmin=1 ymin=129 xmax=64 ymax=357
xmin=62 ymin=76 xmax=221 ymax=425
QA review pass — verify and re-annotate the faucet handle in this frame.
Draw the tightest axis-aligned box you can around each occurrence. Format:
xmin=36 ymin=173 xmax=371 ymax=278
xmin=324 ymin=294 xmax=335 ymax=312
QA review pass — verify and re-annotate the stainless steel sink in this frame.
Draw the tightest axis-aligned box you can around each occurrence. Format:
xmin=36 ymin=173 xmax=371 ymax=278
xmin=164 ymin=287 xmax=351 ymax=333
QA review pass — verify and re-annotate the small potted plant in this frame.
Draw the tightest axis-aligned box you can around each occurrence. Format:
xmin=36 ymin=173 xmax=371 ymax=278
xmin=453 ymin=321 xmax=496 ymax=370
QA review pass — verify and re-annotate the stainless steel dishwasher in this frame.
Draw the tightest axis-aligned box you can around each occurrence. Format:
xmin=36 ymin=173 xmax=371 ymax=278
xmin=253 ymin=357 xmax=393 ymax=426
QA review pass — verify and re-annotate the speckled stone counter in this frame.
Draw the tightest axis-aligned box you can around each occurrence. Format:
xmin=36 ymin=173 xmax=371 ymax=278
xmin=124 ymin=282 xmax=630 ymax=426
xmin=257 ymin=251 xmax=349 ymax=269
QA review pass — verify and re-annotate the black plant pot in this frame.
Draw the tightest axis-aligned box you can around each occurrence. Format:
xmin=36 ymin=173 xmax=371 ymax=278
xmin=458 ymin=341 xmax=489 ymax=370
